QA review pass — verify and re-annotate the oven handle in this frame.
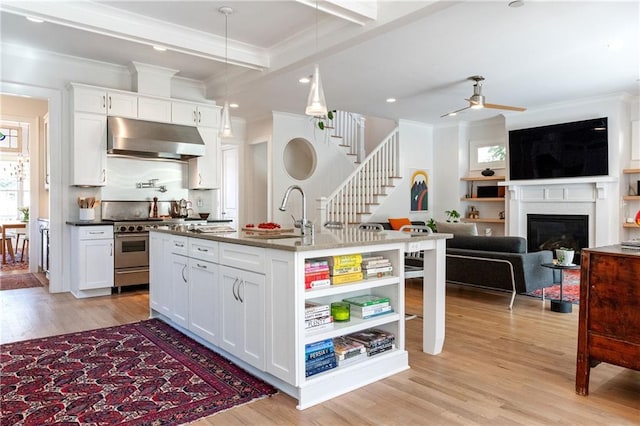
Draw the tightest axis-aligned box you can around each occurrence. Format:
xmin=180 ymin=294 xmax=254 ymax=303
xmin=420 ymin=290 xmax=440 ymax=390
xmin=115 ymin=233 xmax=149 ymax=238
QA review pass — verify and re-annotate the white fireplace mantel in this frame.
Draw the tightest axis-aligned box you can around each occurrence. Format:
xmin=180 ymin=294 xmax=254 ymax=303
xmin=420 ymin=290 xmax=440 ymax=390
xmin=502 ymin=177 xmax=620 ymax=247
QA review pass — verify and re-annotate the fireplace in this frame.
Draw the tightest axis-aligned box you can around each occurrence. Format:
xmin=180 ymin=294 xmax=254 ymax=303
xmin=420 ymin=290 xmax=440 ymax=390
xmin=527 ymin=214 xmax=588 ymax=264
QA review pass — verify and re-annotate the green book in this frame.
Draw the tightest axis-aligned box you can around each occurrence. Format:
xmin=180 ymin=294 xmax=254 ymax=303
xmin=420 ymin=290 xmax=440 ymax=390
xmin=342 ymin=294 xmax=390 ymax=307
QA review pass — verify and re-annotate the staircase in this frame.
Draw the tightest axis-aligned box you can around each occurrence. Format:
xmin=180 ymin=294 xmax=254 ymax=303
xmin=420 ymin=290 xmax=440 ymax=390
xmin=320 ymin=128 xmax=401 ymax=225
xmin=329 ymin=110 xmax=366 ymax=164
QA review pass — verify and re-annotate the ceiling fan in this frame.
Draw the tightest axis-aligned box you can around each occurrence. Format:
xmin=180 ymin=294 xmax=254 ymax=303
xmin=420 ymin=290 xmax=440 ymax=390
xmin=441 ymin=75 xmax=526 ymax=118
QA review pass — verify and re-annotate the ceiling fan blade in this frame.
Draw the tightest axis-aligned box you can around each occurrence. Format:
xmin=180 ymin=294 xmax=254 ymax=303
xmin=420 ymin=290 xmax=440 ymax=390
xmin=484 ymin=103 xmax=526 ymax=112
xmin=440 ymin=105 xmax=471 ymax=118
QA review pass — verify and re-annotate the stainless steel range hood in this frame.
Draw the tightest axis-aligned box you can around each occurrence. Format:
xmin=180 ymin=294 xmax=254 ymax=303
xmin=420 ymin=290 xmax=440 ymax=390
xmin=107 ymin=116 xmax=205 ymax=160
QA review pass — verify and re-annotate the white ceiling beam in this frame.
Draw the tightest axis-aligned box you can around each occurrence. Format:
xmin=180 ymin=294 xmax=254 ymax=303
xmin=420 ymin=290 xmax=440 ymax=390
xmin=295 ymin=0 xmax=377 ymax=25
xmin=0 ymin=1 xmax=269 ymax=70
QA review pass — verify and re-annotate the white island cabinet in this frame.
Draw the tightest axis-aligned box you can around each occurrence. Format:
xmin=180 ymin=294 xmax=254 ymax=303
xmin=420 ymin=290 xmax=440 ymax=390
xmin=148 ymin=227 xmax=450 ymax=409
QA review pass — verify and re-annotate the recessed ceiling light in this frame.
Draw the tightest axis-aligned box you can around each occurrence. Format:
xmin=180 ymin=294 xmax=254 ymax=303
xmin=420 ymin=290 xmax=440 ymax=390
xmin=26 ymin=16 xmax=44 ymax=23
xmin=298 ymin=76 xmax=311 ymax=84
xmin=229 ymin=103 xmax=239 ymax=108
xmin=386 ymin=98 xmax=397 ymax=103
xmin=153 ymin=45 xmax=167 ymax=52
xmin=508 ymin=0 xmax=524 ymax=8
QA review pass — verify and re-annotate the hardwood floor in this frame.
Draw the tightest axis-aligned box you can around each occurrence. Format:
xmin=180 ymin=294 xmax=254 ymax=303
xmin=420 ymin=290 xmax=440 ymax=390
xmin=1 ymin=279 xmax=638 ymax=425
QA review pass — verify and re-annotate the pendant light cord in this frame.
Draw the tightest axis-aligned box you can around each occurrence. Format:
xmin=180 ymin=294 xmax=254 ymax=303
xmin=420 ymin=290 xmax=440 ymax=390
xmin=224 ymin=11 xmax=229 ymax=100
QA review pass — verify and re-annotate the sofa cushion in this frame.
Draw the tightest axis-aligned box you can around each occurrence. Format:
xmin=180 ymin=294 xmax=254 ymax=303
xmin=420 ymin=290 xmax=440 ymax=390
xmin=435 ymin=221 xmax=478 ymax=236
xmin=447 ymin=235 xmax=527 ymax=253
xmin=389 ymin=217 xmax=412 ymax=230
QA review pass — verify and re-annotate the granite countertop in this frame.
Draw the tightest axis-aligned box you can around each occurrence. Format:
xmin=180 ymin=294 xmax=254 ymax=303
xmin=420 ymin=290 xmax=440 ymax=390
xmin=66 ymin=220 xmax=113 ymax=226
xmin=150 ymin=225 xmax=452 ymax=252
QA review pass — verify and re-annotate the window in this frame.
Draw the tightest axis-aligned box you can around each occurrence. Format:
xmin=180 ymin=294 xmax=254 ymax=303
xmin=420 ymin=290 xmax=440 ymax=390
xmin=0 ymin=121 xmax=30 ymax=221
xmin=469 ymin=139 xmax=505 ymax=171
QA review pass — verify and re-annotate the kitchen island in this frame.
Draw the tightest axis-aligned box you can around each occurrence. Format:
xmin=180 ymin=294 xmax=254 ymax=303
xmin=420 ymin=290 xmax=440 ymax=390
xmin=149 ymin=226 xmax=451 ymax=409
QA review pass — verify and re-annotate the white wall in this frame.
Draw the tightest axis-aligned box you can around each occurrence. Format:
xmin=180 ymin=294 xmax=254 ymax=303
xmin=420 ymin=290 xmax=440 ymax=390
xmin=271 ymin=112 xmax=356 ymax=227
xmin=364 ymin=115 xmax=396 ymax=155
xmin=368 ymin=119 xmax=433 ymax=223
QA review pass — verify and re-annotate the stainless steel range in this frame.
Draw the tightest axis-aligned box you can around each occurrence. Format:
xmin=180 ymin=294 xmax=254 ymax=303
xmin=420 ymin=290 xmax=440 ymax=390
xmin=102 ymin=201 xmax=206 ymax=289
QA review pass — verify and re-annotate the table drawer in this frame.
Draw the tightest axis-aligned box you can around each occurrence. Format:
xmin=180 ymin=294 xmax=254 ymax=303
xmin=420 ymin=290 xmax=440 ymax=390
xmin=189 ymin=238 xmax=219 ymax=263
xmin=220 ymin=242 xmax=265 ymax=273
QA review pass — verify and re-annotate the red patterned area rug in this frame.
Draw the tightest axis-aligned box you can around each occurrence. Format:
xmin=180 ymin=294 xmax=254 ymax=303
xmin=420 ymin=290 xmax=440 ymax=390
xmin=1 ymin=319 xmax=277 ymax=425
xmin=525 ymin=269 xmax=580 ymax=304
xmin=0 ymin=273 xmax=42 ymax=291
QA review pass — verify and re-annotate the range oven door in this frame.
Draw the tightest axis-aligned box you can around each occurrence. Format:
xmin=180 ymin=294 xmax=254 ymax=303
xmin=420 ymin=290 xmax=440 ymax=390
xmin=114 ymin=232 xmax=149 ymax=287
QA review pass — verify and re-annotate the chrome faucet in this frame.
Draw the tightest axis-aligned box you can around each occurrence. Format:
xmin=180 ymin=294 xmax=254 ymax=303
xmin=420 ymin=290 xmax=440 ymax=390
xmin=279 ymin=185 xmax=313 ymax=236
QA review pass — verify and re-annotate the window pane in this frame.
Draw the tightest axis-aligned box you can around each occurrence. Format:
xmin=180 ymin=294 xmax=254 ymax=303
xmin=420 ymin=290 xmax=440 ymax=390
xmin=477 ymin=145 xmax=506 ymax=163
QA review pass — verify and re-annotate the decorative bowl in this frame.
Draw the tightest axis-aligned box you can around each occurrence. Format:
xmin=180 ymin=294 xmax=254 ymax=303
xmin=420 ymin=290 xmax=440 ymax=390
xmin=199 ymin=213 xmax=210 ymax=220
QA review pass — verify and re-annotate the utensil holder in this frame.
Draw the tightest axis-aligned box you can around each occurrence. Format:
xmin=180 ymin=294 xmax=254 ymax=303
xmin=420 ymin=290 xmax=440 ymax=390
xmin=79 ymin=208 xmax=95 ymax=221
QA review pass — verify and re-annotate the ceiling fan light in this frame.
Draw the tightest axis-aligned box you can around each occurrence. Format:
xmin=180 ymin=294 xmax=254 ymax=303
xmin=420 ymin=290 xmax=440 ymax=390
xmin=305 ymin=64 xmax=328 ymax=117
xmin=219 ymin=101 xmax=234 ymax=138
xmin=470 ymin=104 xmax=484 ymax=110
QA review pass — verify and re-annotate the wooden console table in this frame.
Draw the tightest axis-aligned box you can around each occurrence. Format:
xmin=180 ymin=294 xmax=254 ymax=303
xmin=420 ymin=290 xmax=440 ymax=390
xmin=576 ymin=245 xmax=640 ymax=395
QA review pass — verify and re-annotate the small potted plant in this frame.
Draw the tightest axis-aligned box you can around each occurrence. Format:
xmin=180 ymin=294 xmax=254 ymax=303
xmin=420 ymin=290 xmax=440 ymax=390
xmin=445 ymin=209 xmax=461 ymax=223
xmin=18 ymin=206 xmax=29 ymax=222
xmin=426 ymin=218 xmax=437 ymax=232
xmin=555 ymin=247 xmax=575 ymax=266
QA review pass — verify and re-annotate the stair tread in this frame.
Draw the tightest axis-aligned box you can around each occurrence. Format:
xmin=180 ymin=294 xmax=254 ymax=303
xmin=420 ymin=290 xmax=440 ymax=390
xmin=331 ymin=135 xmax=343 ymax=139
xmin=338 ymin=144 xmax=350 ymax=147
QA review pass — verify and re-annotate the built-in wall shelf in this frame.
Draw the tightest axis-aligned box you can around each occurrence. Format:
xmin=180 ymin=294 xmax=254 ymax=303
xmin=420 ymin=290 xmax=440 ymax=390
xmin=460 ymin=175 xmax=506 ymax=181
xmin=623 ymin=196 xmax=640 ymax=201
xmin=460 ymin=197 xmax=505 ymax=202
xmin=623 ymin=168 xmax=640 ymax=174
xmin=623 ymin=223 xmax=639 ymax=228
xmin=462 ymin=218 xmax=505 ymax=224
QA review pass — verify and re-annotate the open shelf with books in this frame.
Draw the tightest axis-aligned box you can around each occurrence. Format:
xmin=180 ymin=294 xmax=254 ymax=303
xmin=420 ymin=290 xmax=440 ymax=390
xmin=289 ymin=244 xmax=408 ymax=408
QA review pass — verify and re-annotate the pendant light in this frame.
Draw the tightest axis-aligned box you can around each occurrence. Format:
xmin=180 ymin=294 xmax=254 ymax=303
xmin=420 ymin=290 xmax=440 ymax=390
xmin=219 ymin=6 xmax=234 ymax=138
xmin=305 ymin=1 xmax=328 ymax=117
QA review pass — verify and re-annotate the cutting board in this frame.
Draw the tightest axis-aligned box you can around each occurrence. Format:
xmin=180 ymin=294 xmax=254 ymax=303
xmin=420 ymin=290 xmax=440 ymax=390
xmin=242 ymin=226 xmax=295 ymax=234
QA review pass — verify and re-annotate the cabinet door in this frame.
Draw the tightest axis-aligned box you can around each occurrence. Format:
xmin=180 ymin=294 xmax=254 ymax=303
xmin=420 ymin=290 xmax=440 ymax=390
xmin=196 ymin=105 xmax=220 ymax=128
xmin=73 ymin=86 xmax=107 ymax=114
xmin=170 ymin=253 xmax=190 ymax=329
xmin=220 ymin=265 xmax=243 ymax=356
xmin=72 ymin=112 xmax=107 ymax=186
xmin=107 ymin=92 xmax=138 ymax=118
xmin=189 ymin=259 xmax=219 ymax=345
xmin=149 ymin=233 xmax=172 ymax=317
xmin=219 ymin=265 xmax=265 ymax=369
xmin=171 ymin=101 xmax=198 ymax=126
xmin=238 ymin=269 xmax=266 ymax=369
xmin=188 ymin=127 xmax=220 ymax=189
xmin=78 ymin=239 xmax=113 ymax=290
xmin=138 ymin=97 xmax=171 ymax=123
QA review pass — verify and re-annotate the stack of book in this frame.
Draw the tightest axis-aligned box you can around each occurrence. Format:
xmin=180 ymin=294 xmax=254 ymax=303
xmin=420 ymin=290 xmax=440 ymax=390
xmin=347 ymin=328 xmax=396 ymax=357
xmin=305 ymin=259 xmax=331 ymax=289
xmin=343 ymin=294 xmax=393 ymax=319
xmin=305 ymin=302 xmax=334 ymax=331
xmin=361 ymin=256 xmax=393 ymax=279
xmin=305 ymin=338 xmax=337 ymax=377
xmin=328 ymin=254 xmax=363 ymax=285
xmin=332 ymin=336 xmax=366 ymax=366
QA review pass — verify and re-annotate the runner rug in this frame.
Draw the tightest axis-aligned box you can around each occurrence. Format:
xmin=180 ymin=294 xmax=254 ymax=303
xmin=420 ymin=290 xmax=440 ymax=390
xmin=1 ymin=319 xmax=277 ymax=425
xmin=0 ymin=273 xmax=42 ymax=291
xmin=526 ymin=269 xmax=580 ymax=304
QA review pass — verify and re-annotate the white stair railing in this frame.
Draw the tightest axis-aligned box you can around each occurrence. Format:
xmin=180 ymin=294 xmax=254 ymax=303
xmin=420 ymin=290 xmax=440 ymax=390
xmin=332 ymin=110 xmax=366 ymax=163
xmin=321 ymin=128 xmax=400 ymax=225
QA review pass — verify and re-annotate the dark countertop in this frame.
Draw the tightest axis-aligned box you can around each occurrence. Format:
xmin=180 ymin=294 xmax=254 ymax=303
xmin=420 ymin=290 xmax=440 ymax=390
xmin=66 ymin=220 xmax=113 ymax=226
xmin=150 ymin=226 xmax=452 ymax=252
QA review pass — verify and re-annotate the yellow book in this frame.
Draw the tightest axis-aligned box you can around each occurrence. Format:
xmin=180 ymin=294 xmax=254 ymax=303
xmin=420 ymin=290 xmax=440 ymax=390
xmin=331 ymin=271 xmax=364 ymax=285
xmin=328 ymin=254 xmax=363 ymax=268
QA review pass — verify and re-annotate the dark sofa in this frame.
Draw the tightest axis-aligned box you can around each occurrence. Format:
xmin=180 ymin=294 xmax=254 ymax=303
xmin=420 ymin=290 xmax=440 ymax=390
xmin=446 ymin=235 xmax=554 ymax=309
xmin=368 ymin=221 xmax=554 ymax=309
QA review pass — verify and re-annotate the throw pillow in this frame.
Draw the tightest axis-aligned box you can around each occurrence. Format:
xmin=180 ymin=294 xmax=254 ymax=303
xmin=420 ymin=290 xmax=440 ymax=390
xmin=435 ymin=221 xmax=478 ymax=236
xmin=388 ymin=217 xmax=411 ymax=230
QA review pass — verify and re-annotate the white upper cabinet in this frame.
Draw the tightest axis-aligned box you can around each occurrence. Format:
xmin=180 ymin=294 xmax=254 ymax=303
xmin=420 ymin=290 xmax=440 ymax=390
xmin=138 ymin=96 xmax=172 ymax=123
xmin=72 ymin=85 xmax=138 ymax=118
xmin=172 ymin=101 xmax=220 ymax=128
xmin=189 ymin=127 xmax=220 ymax=189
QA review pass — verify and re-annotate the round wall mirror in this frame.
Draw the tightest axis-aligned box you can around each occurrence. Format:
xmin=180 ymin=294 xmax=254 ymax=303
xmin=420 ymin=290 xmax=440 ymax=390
xmin=283 ymin=137 xmax=317 ymax=180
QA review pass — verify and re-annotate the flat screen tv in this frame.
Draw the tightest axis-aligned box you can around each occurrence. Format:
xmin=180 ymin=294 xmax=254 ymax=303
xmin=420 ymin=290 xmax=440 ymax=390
xmin=508 ymin=117 xmax=609 ymax=180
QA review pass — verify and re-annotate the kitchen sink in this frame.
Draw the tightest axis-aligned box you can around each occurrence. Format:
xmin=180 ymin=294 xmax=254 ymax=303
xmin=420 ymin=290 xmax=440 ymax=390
xmin=245 ymin=233 xmax=302 ymax=239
